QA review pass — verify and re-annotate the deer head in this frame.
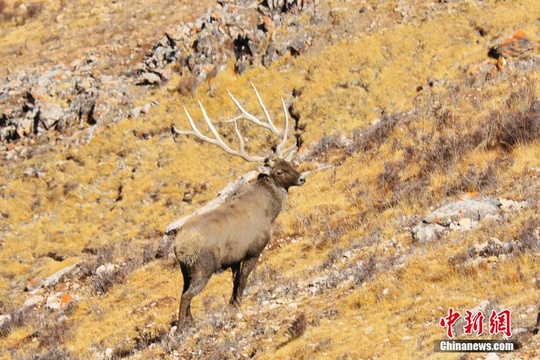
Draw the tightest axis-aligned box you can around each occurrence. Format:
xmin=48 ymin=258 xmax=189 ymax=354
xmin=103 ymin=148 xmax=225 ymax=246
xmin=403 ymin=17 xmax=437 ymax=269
xmin=258 ymin=156 xmax=306 ymax=191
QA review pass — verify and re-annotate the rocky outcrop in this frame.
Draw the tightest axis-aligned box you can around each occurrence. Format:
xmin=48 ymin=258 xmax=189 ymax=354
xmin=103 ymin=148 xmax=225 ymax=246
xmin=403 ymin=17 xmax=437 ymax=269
xmin=1 ymin=0 xmax=323 ymax=155
xmin=412 ymin=194 xmax=527 ymax=242
xmin=0 ymin=60 xmax=133 ymax=148
xmin=488 ymin=30 xmax=535 ymax=60
xmin=136 ymin=0 xmax=321 ymax=89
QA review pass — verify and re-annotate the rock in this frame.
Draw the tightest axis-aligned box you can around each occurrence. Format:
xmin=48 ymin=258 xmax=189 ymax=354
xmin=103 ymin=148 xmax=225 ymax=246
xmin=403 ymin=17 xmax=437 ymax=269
xmin=45 ymin=292 xmax=74 ymax=310
xmin=45 ymin=292 xmax=64 ymax=310
xmin=488 ymin=30 xmax=534 ymax=60
xmin=412 ymin=222 xmax=446 ymax=242
xmin=96 ymin=263 xmax=115 ymax=275
xmin=423 ymin=196 xmax=500 ymax=226
xmin=130 ymin=107 xmax=143 ymax=118
xmin=23 ymin=167 xmax=46 ymax=178
xmin=43 ymin=263 xmax=78 ymax=287
xmin=139 ymin=72 xmax=162 ymax=85
xmin=23 ymin=294 xmax=44 ymax=308
xmin=469 ymin=256 xmax=486 ymax=268
xmin=499 ymin=198 xmax=527 ymax=211
xmin=96 ymin=265 xmax=107 ymax=275
xmin=289 ymin=37 xmax=308 ymax=56
xmin=468 ymin=238 xmax=514 ymax=258
xmin=485 ymin=353 xmax=500 ymax=360
xmin=18 ymin=117 xmax=34 ymax=137
xmin=38 ymin=102 xmax=64 ymax=129
xmin=92 ymin=93 xmax=111 ymax=121
xmin=130 ymin=104 xmax=152 ymax=118
xmin=413 ymin=195 xmax=501 ymax=242
xmin=0 ymin=314 xmax=12 ymax=327
xmin=142 ymin=103 xmax=151 ymax=114
xmin=458 ymin=217 xmax=473 ymax=231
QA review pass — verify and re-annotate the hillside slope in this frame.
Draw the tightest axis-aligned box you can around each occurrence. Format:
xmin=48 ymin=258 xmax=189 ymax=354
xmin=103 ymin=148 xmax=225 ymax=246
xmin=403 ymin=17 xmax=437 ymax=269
xmin=1 ymin=0 xmax=540 ymax=359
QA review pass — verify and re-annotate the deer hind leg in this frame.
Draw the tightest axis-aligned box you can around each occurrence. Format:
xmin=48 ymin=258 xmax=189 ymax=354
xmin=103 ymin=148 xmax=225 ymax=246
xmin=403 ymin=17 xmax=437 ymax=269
xmin=177 ymin=261 xmax=213 ymax=331
xmin=178 ymin=263 xmax=193 ymax=323
xmin=230 ymin=255 xmax=260 ymax=307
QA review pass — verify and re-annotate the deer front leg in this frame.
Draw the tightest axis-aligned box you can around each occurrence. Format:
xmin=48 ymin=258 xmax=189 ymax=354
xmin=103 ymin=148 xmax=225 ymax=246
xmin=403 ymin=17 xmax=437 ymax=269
xmin=230 ymin=255 xmax=260 ymax=307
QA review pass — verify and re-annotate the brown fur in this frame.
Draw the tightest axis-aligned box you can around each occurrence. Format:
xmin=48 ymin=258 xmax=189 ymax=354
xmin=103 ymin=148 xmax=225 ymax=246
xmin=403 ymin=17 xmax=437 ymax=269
xmin=174 ymin=158 xmax=305 ymax=329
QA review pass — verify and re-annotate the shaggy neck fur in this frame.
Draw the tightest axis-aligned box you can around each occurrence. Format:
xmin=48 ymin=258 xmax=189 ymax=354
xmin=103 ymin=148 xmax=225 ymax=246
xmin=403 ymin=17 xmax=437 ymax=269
xmin=253 ymin=175 xmax=288 ymax=223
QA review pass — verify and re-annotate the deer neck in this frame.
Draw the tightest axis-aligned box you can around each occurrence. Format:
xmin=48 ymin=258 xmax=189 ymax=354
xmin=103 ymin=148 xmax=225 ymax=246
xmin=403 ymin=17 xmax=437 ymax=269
xmin=255 ymin=176 xmax=288 ymax=222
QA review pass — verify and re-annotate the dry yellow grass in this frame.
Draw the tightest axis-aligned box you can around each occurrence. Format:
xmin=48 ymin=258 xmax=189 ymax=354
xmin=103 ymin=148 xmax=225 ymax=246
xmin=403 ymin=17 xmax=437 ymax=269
xmin=1 ymin=0 xmax=540 ymax=358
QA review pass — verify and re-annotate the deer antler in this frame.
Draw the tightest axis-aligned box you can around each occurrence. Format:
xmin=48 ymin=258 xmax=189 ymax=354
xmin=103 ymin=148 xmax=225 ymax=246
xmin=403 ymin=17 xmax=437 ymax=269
xmin=172 ymin=83 xmax=297 ymax=162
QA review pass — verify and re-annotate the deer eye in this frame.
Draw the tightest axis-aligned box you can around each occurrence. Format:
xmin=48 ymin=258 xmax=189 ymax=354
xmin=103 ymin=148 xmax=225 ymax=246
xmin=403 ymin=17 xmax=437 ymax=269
xmin=276 ymin=170 xmax=284 ymax=176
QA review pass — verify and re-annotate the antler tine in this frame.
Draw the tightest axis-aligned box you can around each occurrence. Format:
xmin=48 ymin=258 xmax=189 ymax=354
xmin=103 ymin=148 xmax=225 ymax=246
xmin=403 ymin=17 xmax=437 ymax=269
xmin=172 ymin=103 xmax=265 ymax=163
xmin=249 ymin=82 xmax=281 ymax=136
xmin=173 ymin=85 xmax=299 ymax=162
xmin=274 ymin=98 xmax=291 ymax=159
xmin=227 ymin=85 xmax=298 ymax=160
xmin=232 ymin=119 xmax=247 ymax=155
xmin=226 ymin=90 xmax=280 ymax=137
xmin=282 ymin=144 xmax=298 ymax=162
xmin=274 ymin=99 xmax=298 ymax=162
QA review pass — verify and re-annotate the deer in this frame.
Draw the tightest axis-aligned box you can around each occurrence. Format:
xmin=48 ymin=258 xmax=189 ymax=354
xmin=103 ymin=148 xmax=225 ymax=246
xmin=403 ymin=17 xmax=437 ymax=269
xmin=168 ymin=84 xmax=306 ymax=330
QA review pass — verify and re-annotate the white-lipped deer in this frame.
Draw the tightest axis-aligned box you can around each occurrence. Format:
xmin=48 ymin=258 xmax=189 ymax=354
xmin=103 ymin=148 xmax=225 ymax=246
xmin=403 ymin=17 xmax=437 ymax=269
xmin=169 ymin=84 xmax=306 ymax=329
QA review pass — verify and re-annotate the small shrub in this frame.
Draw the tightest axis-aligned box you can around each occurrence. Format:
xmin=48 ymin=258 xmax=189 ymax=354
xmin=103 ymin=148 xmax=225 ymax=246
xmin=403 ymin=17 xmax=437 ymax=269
xmin=160 ymin=330 xmax=184 ymax=353
xmin=456 ymin=162 xmax=499 ymax=193
xmin=320 ymin=246 xmax=344 ymax=269
xmin=0 ymin=0 xmax=13 ymax=22
xmin=352 ymin=113 xmax=398 ymax=153
xmin=419 ymin=132 xmax=482 ymax=174
xmin=351 ymin=256 xmax=377 ymax=286
xmin=95 ymin=244 xmax=116 ymax=265
xmin=517 ymin=217 xmax=540 ymax=252
xmin=14 ymin=348 xmax=74 ymax=360
xmin=0 ymin=0 xmax=6 ymax=17
xmin=26 ymin=2 xmax=44 ymax=20
xmin=177 ymin=74 xmax=199 ymax=95
xmin=309 ymin=133 xmax=348 ymax=158
xmin=377 ymin=161 xmax=404 ymax=192
xmin=0 ymin=316 xmax=11 ymax=337
xmin=0 ymin=307 xmax=31 ymax=337
xmin=287 ymin=312 xmax=307 ymax=340
xmin=322 ymin=220 xmax=345 ymax=245
xmin=141 ymin=241 xmax=156 ymax=264
xmin=134 ymin=325 xmax=168 ymax=351
xmin=91 ymin=266 xmax=128 ymax=294
xmin=491 ymin=100 xmax=540 ymax=150
xmin=38 ymin=320 xmax=75 ymax=348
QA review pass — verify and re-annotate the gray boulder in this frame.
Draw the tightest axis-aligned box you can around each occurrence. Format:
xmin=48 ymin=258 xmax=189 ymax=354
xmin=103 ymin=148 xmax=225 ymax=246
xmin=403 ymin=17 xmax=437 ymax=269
xmin=423 ymin=196 xmax=500 ymax=226
xmin=413 ymin=195 xmax=501 ymax=242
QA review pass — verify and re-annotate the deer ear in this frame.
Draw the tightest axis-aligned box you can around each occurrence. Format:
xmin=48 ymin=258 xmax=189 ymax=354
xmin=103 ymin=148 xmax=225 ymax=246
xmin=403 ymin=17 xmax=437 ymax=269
xmin=258 ymin=164 xmax=272 ymax=175
xmin=265 ymin=155 xmax=277 ymax=168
